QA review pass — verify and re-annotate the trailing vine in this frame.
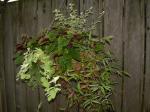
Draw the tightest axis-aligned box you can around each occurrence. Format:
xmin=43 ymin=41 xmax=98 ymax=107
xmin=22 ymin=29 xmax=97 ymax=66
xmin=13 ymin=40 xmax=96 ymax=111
xmin=15 ymin=4 xmax=127 ymax=112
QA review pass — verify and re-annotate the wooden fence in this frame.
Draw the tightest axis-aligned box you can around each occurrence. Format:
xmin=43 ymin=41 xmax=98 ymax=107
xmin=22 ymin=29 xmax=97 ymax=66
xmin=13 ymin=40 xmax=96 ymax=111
xmin=0 ymin=0 xmax=150 ymax=112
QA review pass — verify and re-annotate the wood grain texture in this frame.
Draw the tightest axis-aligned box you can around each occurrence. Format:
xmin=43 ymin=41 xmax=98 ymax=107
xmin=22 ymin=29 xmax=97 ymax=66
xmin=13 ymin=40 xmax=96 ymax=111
xmin=96 ymin=0 xmax=103 ymax=37
xmin=144 ymin=0 xmax=150 ymax=111
xmin=15 ymin=1 xmax=27 ymax=112
xmin=0 ymin=89 xmax=2 ymax=112
xmin=104 ymin=0 xmax=123 ymax=112
xmin=0 ymin=79 xmax=7 ymax=112
xmin=123 ymin=0 xmax=145 ymax=112
xmin=0 ymin=79 xmax=3 ymax=112
xmin=91 ymin=0 xmax=101 ymax=36
xmin=0 ymin=9 xmax=7 ymax=112
xmin=3 ymin=2 xmax=18 ymax=112
xmin=37 ymin=0 xmax=54 ymax=112
xmin=17 ymin=1 xmax=40 ymax=112
xmin=0 ymin=80 xmax=7 ymax=112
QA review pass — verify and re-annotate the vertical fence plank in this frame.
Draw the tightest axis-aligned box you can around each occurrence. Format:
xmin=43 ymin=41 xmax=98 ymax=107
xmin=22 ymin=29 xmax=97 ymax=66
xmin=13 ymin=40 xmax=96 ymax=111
xmin=123 ymin=0 xmax=145 ymax=112
xmin=0 ymin=7 xmax=7 ymax=112
xmin=37 ymin=0 xmax=54 ymax=112
xmin=37 ymin=0 xmax=52 ymax=32
xmin=52 ymin=1 xmax=68 ymax=111
xmin=92 ymin=0 xmax=102 ymax=36
xmin=3 ymin=2 xmax=18 ymax=112
xmin=104 ymin=0 xmax=123 ymax=112
xmin=83 ymin=0 xmax=93 ymax=29
xmin=0 ymin=79 xmax=7 ymax=112
xmin=96 ymin=0 xmax=103 ymax=37
xmin=0 ymin=80 xmax=7 ymax=112
xmin=10 ymin=2 xmax=27 ymax=112
xmin=18 ymin=0 xmax=40 ymax=112
xmin=0 ymin=10 xmax=3 ymax=112
xmin=15 ymin=1 xmax=27 ymax=112
xmin=144 ymin=0 xmax=150 ymax=111
xmin=0 ymin=88 xmax=2 ymax=112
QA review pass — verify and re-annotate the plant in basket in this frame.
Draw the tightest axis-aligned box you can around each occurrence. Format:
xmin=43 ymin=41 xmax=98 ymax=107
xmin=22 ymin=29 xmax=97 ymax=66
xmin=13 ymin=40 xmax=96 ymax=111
xmin=15 ymin=4 xmax=127 ymax=112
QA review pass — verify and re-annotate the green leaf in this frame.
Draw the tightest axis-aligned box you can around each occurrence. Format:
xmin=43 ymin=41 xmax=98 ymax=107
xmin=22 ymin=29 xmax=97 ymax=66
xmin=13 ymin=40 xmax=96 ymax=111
xmin=103 ymin=85 xmax=111 ymax=91
xmin=68 ymin=48 xmax=80 ymax=61
xmin=58 ymin=37 xmax=69 ymax=53
xmin=102 ymin=36 xmax=113 ymax=44
xmin=45 ymin=43 xmax=57 ymax=53
xmin=59 ymin=54 xmax=72 ymax=72
xmin=77 ymin=82 xmax=83 ymax=95
xmin=41 ymin=77 xmax=49 ymax=88
xmin=95 ymin=43 xmax=104 ymax=52
xmin=100 ymin=86 xmax=105 ymax=95
xmin=117 ymin=71 xmax=130 ymax=77
xmin=27 ymin=38 xmax=37 ymax=48
xmin=47 ymin=32 xmax=57 ymax=41
xmin=20 ymin=73 xmax=31 ymax=80
xmin=46 ymin=87 xmax=61 ymax=102
xmin=50 ymin=76 xmax=60 ymax=84
xmin=15 ymin=52 xmax=24 ymax=65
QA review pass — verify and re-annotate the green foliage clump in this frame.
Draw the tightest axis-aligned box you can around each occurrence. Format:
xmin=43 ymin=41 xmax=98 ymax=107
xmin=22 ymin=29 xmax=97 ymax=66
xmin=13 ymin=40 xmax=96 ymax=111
xmin=15 ymin=4 xmax=126 ymax=112
xmin=16 ymin=48 xmax=60 ymax=101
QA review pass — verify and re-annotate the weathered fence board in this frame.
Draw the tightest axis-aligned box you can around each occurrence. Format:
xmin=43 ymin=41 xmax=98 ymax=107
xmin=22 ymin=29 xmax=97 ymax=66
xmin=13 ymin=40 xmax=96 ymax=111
xmin=104 ymin=0 xmax=124 ymax=112
xmin=0 ymin=85 xmax=1 ymax=112
xmin=14 ymin=1 xmax=24 ymax=110
xmin=144 ymin=0 xmax=150 ymax=111
xmin=0 ymin=0 xmax=149 ymax=112
xmin=3 ymin=2 xmax=19 ymax=112
xmin=0 ymin=7 xmax=7 ymax=112
xmin=37 ymin=1 xmax=53 ymax=111
xmin=123 ymin=0 xmax=145 ymax=112
xmin=19 ymin=1 xmax=40 ymax=112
